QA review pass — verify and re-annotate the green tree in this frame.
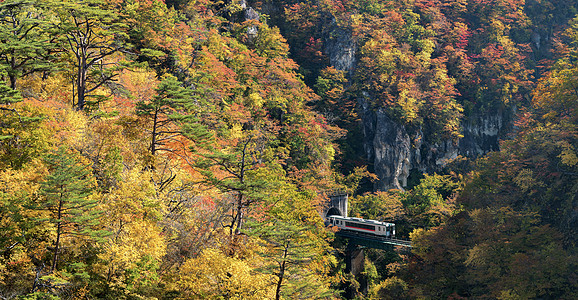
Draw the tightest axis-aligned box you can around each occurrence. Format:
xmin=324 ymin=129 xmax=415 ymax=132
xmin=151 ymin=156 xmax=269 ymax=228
xmin=136 ymin=75 xmax=191 ymax=157
xmin=0 ymin=82 xmax=21 ymax=106
xmin=250 ymin=219 xmax=333 ymax=300
xmin=0 ymin=0 xmax=58 ymax=90
xmin=40 ymin=146 xmax=104 ymax=272
xmin=193 ymin=131 xmax=278 ymax=237
xmin=0 ymin=83 xmax=23 ymax=140
xmin=0 ymin=97 xmax=48 ymax=170
xmin=402 ymin=174 xmax=461 ymax=229
xmin=247 ymin=188 xmax=335 ymax=300
xmin=349 ymin=191 xmax=405 ymax=223
xmin=56 ymin=0 xmax=130 ymax=111
xmin=369 ymin=276 xmax=410 ymax=300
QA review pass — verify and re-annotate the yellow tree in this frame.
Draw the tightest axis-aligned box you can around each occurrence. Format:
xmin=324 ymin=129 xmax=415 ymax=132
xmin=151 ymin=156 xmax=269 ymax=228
xmin=174 ymin=248 xmax=273 ymax=299
xmin=96 ymin=168 xmax=166 ymax=298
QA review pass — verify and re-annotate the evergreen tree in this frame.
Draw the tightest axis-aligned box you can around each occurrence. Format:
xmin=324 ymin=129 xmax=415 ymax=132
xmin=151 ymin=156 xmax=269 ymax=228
xmin=247 ymin=202 xmax=335 ymax=300
xmin=0 ymin=81 xmax=22 ymax=118
xmin=0 ymin=82 xmax=45 ymax=169
xmin=55 ymin=0 xmax=130 ymax=111
xmin=0 ymin=82 xmax=21 ymax=106
xmin=40 ymin=146 xmax=105 ymax=272
xmin=136 ymin=75 xmax=191 ymax=157
xmin=0 ymin=0 xmax=58 ymax=90
xmin=0 ymin=82 xmax=22 ymax=149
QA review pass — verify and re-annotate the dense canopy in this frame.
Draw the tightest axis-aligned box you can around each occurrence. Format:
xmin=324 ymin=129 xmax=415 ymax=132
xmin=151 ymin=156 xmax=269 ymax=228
xmin=0 ymin=0 xmax=576 ymax=299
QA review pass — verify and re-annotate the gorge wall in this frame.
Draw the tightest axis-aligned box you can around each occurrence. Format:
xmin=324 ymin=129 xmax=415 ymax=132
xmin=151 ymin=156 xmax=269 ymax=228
xmin=323 ymin=24 xmax=512 ymax=191
xmin=359 ymin=95 xmax=510 ymax=191
xmin=248 ymin=1 xmax=518 ymax=192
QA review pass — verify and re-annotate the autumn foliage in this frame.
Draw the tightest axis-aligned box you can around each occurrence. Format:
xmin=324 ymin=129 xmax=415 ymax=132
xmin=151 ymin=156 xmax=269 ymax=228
xmin=0 ymin=0 xmax=577 ymax=299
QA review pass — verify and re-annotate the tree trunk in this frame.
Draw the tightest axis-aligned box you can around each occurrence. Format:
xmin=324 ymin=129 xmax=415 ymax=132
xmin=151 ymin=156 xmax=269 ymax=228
xmin=235 ymin=192 xmax=243 ymax=234
xmin=9 ymin=53 xmax=16 ymax=89
xmin=151 ymin=109 xmax=159 ymax=156
xmin=51 ymin=197 xmax=64 ymax=272
xmin=275 ymin=245 xmax=289 ymax=300
xmin=76 ymin=55 xmax=86 ymax=111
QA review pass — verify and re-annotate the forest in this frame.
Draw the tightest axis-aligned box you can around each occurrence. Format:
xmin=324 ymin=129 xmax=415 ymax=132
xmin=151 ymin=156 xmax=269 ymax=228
xmin=0 ymin=0 xmax=576 ymax=299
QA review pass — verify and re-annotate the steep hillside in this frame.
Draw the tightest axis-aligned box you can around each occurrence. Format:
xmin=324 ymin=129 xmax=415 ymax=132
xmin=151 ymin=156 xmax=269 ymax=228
xmin=0 ymin=0 xmax=577 ymax=299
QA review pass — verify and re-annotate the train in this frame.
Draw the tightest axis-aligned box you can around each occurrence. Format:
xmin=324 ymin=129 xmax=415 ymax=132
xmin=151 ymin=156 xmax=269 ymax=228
xmin=326 ymin=215 xmax=395 ymax=237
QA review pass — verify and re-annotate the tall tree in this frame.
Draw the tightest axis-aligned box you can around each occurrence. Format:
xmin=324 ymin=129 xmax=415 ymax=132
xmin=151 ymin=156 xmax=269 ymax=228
xmin=56 ymin=0 xmax=130 ymax=111
xmin=193 ymin=130 xmax=277 ymax=237
xmin=0 ymin=82 xmax=22 ymax=120
xmin=136 ymin=75 xmax=191 ymax=157
xmin=40 ymin=146 xmax=104 ymax=272
xmin=247 ymin=187 xmax=335 ymax=300
xmin=250 ymin=219 xmax=333 ymax=300
xmin=0 ymin=0 xmax=58 ymax=90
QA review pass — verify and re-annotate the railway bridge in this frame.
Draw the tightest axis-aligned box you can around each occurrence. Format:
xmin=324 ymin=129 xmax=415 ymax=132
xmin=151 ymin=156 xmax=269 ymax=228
xmin=322 ymin=192 xmax=412 ymax=249
xmin=322 ymin=192 xmax=412 ymax=298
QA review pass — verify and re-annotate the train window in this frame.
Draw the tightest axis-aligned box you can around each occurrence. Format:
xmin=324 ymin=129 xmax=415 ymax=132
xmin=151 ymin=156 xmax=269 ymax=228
xmin=345 ymin=221 xmax=375 ymax=231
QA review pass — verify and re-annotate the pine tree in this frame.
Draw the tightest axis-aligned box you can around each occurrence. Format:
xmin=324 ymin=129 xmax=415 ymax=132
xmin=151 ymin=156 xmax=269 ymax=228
xmin=246 ymin=184 xmax=335 ymax=299
xmin=40 ymin=146 xmax=106 ymax=272
xmin=55 ymin=0 xmax=130 ymax=111
xmin=135 ymin=75 xmax=191 ymax=157
xmin=247 ymin=216 xmax=334 ymax=300
xmin=0 ymin=0 xmax=58 ymax=89
xmin=0 ymin=82 xmax=22 ymax=141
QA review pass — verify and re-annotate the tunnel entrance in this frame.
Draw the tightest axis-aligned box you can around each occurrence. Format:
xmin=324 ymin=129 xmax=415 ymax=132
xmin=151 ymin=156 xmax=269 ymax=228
xmin=320 ymin=191 xmax=348 ymax=220
xmin=326 ymin=207 xmax=343 ymax=217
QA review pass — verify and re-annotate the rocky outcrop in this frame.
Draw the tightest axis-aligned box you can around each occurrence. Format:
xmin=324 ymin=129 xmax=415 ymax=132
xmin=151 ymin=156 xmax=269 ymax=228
xmin=253 ymin=3 xmax=512 ymax=191
xmin=360 ymin=98 xmax=412 ymax=190
xmin=360 ymin=94 xmax=511 ymax=191
xmin=323 ymin=19 xmax=356 ymax=73
xmin=241 ymin=0 xmax=259 ymax=40
xmin=314 ymin=18 xmax=510 ymax=191
xmin=458 ymin=113 xmax=504 ymax=157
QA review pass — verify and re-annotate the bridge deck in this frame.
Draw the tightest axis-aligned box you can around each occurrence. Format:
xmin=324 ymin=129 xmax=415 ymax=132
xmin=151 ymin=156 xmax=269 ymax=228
xmin=336 ymin=229 xmax=412 ymax=250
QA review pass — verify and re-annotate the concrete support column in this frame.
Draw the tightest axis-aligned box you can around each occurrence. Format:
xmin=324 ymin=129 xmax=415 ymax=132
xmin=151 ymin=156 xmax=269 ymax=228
xmin=344 ymin=242 xmax=366 ymax=299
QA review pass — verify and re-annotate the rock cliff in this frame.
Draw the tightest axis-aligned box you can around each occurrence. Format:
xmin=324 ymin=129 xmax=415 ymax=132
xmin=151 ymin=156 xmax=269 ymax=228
xmin=324 ymin=25 xmax=511 ymax=191
xmin=359 ymin=94 xmax=511 ymax=190
xmin=251 ymin=2 xmax=515 ymax=191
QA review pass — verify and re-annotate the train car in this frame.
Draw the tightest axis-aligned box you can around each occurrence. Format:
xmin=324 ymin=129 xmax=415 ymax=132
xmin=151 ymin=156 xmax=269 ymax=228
xmin=327 ymin=215 xmax=395 ymax=237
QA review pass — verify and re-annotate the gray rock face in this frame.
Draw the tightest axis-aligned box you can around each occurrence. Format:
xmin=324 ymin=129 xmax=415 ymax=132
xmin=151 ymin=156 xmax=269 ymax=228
xmin=365 ymin=107 xmax=412 ymax=190
xmin=323 ymin=19 xmax=356 ymax=73
xmin=244 ymin=7 xmax=259 ymax=21
xmin=360 ymin=94 xmax=510 ymax=190
xmin=359 ymin=96 xmax=412 ymax=191
xmin=318 ymin=22 xmax=510 ymax=190
xmin=242 ymin=2 xmax=260 ymax=41
xmin=458 ymin=113 xmax=504 ymax=157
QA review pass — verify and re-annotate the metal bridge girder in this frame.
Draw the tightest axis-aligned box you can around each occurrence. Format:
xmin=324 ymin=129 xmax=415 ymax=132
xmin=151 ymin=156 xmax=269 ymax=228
xmin=336 ymin=230 xmax=412 ymax=250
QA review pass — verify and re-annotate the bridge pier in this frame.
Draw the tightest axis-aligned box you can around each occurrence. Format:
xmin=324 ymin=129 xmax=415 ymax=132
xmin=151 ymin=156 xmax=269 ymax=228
xmin=337 ymin=231 xmax=412 ymax=298
xmin=345 ymin=243 xmax=364 ymax=276
xmin=344 ymin=242 xmax=368 ymax=298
